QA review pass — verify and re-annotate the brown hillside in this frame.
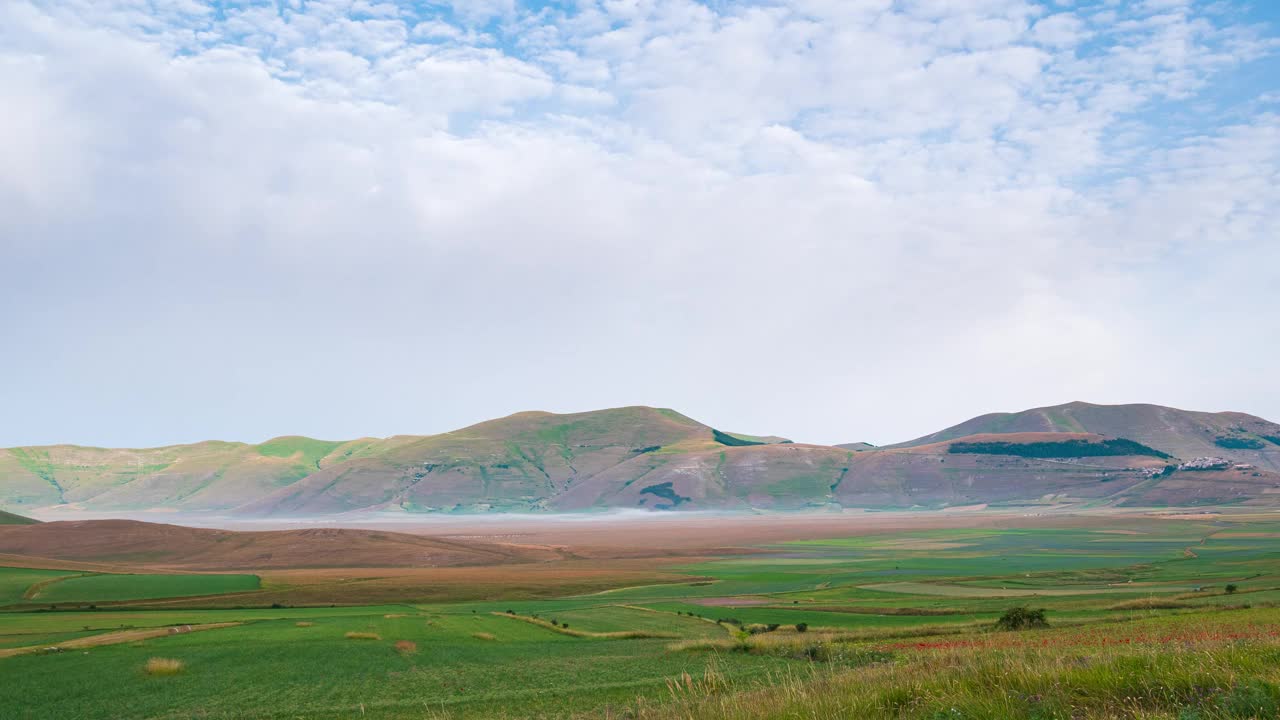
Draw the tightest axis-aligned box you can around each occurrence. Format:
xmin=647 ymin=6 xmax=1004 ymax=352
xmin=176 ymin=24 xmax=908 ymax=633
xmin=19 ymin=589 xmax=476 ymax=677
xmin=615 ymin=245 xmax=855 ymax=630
xmin=4 ymin=403 xmax=1280 ymax=515
xmin=896 ymin=402 xmax=1280 ymax=469
xmin=0 ymin=520 xmax=560 ymax=570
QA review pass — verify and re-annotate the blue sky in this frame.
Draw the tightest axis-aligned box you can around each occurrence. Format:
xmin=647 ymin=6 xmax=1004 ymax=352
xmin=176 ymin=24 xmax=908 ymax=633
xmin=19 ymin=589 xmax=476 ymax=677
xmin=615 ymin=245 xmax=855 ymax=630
xmin=1 ymin=0 xmax=1277 ymax=447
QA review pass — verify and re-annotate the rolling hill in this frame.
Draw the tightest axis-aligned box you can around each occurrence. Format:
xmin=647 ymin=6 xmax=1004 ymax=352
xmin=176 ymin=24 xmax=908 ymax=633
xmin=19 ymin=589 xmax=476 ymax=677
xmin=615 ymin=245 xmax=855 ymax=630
xmin=0 ymin=520 xmax=557 ymax=570
xmin=895 ymin=401 xmax=1280 ymax=470
xmin=3 ymin=403 xmax=1279 ymax=516
xmin=0 ymin=510 xmax=37 ymax=525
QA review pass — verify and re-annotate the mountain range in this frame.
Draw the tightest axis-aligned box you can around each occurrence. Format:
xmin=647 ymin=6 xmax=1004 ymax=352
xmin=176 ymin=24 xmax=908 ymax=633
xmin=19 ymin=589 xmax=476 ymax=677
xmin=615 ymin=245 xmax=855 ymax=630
xmin=4 ymin=402 xmax=1280 ymax=517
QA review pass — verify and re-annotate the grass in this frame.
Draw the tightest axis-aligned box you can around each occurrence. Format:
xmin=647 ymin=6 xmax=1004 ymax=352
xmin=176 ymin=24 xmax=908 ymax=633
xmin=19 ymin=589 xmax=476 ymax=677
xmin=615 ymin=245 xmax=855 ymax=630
xmin=5 ymin=517 xmax=1280 ymax=718
xmin=493 ymin=612 xmax=680 ymax=639
xmin=639 ymin=609 xmax=1280 ymax=720
xmin=143 ymin=657 xmax=185 ymax=676
xmin=0 ymin=567 xmax=80 ymax=606
xmin=30 ymin=572 xmax=260 ymax=603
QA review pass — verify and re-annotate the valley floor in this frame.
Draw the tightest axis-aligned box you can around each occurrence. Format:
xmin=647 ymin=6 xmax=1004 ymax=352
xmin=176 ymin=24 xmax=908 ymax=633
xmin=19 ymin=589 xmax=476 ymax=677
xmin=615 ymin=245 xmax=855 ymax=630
xmin=3 ymin=510 xmax=1280 ymax=719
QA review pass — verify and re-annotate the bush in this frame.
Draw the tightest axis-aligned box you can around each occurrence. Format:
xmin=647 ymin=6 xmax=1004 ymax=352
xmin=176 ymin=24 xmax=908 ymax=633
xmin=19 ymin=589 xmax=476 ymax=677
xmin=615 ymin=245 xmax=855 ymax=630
xmin=795 ymin=622 xmax=808 ymax=633
xmin=1215 ymin=436 xmax=1265 ymax=450
xmin=949 ymin=438 xmax=1170 ymax=459
xmin=995 ymin=607 xmax=1048 ymax=631
xmin=1226 ymin=584 xmax=1239 ymax=595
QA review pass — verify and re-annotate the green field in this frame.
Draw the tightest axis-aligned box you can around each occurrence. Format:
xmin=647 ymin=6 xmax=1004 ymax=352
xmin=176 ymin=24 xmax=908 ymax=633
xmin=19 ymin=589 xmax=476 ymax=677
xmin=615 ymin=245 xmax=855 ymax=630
xmin=29 ymin=573 xmax=260 ymax=603
xmin=0 ymin=567 xmax=80 ymax=605
xmin=4 ymin=516 xmax=1280 ymax=718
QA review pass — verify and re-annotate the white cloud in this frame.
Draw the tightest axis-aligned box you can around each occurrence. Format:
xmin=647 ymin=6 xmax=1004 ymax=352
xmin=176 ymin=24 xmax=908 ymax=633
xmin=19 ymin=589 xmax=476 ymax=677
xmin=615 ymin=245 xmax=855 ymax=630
xmin=0 ymin=0 xmax=1277 ymax=448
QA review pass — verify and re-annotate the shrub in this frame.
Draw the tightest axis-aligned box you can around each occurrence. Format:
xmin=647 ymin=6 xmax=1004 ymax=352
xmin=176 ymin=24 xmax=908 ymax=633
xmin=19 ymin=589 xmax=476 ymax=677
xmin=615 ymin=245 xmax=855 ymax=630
xmin=1215 ymin=436 xmax=1265 ymax=450
xmin=344 ymin=632 xmax=382 ymax=640
xmin=995 ymin=607 xmax=1048 ymax=631
xmin=795 ymin=622 xmax=809 ymax=633
xmin=144 ymin=657 xmax=185 ymax=676
xmin=949 ymin=438 xmax=1170 ymax=459
xmin=1226 ymin=584 xmax=1239 ymax=595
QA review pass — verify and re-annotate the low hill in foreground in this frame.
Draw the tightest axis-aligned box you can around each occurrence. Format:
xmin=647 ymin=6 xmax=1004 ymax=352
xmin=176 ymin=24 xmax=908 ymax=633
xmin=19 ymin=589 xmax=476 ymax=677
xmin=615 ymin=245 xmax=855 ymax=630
xmin=3 ymin=403 xmax=1280 ymax=516
xmin=0 ymin=519 xmax=557 ymax=570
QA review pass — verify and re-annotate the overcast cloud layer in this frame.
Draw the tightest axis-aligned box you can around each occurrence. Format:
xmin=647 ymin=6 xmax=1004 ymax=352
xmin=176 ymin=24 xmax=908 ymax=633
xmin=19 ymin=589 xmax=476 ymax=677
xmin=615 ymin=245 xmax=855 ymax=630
xmin=2 ymin=0 xmax=1278 ymax=448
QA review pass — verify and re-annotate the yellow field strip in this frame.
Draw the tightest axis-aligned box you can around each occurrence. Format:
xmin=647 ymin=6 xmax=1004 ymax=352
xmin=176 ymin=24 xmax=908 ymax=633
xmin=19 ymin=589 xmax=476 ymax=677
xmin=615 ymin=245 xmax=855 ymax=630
xmin=0 ymin=622 xmax=241 ymax=659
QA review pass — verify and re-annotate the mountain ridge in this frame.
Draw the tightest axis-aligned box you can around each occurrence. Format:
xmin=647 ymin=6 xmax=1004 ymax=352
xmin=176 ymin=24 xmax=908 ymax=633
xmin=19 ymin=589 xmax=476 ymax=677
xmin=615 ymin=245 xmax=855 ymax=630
xmin=4 ymin=403 xmax=1280 ymax=516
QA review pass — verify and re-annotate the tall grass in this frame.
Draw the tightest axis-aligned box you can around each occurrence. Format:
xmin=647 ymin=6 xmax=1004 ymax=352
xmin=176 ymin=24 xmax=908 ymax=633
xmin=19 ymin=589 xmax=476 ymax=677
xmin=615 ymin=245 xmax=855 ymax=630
xmin=644 ymin=610 xmax=1280 ymax=720
xmin=144 ymin=657 xmax=185 ymax=676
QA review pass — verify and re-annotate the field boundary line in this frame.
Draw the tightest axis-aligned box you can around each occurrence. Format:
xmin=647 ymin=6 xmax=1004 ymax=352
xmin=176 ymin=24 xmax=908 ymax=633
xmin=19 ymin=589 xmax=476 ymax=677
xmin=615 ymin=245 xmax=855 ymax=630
xmin=0 ymin=621 xmax=242 ymax=659
xmin=490 ymin=612 xmax=678 ymax=639
xmin=22 ymin=572 xmax=100 ymax=601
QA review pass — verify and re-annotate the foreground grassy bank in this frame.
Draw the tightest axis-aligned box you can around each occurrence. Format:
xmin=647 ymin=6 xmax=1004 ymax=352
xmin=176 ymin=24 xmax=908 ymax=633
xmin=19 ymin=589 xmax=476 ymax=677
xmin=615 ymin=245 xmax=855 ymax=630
xmin=646 ymin=609 xmax=1280 ymax=720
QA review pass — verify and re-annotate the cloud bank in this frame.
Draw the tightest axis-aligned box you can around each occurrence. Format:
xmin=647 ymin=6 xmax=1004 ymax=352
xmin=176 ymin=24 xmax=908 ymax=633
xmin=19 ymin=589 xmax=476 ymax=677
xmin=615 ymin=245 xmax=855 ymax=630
xmin=1 ymin=0 xmax=1277 ymax=447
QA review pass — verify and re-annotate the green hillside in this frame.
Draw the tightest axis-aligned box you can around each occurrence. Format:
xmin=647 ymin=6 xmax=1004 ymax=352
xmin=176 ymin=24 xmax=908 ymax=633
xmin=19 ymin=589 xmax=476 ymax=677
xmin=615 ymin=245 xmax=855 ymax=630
xmin=3 ymin=403 xmax=1280 ymax=516
xmin=897 ymin=401 xmax=1280 ymax=469
xmin=0 ymin=510 xmax=37 ymax=525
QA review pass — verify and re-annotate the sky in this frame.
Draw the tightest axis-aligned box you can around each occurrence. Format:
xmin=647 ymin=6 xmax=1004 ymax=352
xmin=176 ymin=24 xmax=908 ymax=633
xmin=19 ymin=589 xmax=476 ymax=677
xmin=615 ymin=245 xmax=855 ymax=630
xmin=2 ymin=0 xmax=1278 ymax=449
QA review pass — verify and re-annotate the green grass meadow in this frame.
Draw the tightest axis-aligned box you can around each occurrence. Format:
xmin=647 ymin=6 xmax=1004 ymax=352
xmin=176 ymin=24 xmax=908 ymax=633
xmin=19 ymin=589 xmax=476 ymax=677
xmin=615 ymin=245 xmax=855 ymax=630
xmin=5 ymin=516 xmax=1280 ymax=718
xmin=29 ymin=572 xmax=260 ymax=603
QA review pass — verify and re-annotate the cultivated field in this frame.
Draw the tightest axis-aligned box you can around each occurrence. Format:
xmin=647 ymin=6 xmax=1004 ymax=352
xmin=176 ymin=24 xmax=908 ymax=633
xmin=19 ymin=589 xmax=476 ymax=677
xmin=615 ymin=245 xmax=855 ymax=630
xmin=3 ymin=511 xmax=1280 ymax=718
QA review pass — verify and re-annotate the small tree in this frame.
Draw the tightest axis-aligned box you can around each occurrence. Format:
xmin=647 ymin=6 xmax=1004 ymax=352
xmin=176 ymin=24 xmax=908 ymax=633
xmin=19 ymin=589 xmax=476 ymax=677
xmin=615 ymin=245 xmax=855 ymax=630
xmin=995 ymin=607 xmax=1048 ymax=631
xmin=795 ymin=622 xmax=808 ymax=633
xmin=1226 ymin=584 xmax=1239 ymax=595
